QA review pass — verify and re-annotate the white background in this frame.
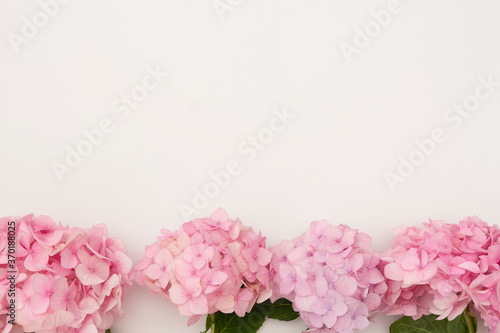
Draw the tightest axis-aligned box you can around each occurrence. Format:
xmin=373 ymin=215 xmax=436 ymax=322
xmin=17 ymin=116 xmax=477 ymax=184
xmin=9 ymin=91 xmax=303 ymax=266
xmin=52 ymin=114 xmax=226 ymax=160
xmin=1 ymin=1 xmax=500 ymax=332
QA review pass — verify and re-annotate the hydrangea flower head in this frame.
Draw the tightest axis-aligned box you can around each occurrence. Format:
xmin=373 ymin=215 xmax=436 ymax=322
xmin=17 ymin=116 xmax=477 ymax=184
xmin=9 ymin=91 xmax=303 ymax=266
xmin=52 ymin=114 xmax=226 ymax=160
xmin=381 ymin=216 xmax=500 ymax=332
xmin=134 ymin=208 xmax=272 ymax=323
xmin=0 ymin=214 xmax=133 ymax=333
xmin=270 ymin=220 xmax=387 ymax=333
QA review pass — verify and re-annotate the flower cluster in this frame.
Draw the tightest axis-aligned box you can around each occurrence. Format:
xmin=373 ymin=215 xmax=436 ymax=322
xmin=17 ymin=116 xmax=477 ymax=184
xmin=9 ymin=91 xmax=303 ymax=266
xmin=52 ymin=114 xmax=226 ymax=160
xmin=0 ymin=214 xmax=133 ymax=333
xmin=134 ymin=208 xmax=272 ymax=324
xmin=270 ymin=220 xmax=387 ymax=333
xmin=381 ymin=216 xmax=500 ymax=332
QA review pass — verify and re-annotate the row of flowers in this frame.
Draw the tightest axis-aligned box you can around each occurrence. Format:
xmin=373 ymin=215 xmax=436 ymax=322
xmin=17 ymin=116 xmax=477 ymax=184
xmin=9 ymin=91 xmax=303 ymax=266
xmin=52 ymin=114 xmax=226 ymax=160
xmin=1 ymin=210 xmax=499 ymax=333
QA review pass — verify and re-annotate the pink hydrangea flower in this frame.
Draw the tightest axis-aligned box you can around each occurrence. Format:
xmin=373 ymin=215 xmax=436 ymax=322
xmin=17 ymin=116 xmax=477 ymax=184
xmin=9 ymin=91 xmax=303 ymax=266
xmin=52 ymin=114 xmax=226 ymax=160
xmin=0 ymin=214 xmax=133 ymax=333
xmin=134 ymin=208 xmax=272 ymax=324
xmin=270 ymin=220 xmax=387 ymax=333
xmin=381 ymin=216 xmax=500 ymax=332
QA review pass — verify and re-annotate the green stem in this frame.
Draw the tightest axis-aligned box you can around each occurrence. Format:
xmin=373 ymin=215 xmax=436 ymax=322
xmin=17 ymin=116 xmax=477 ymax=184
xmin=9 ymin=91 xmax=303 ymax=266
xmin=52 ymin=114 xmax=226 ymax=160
xmin=211 ymin=313 xmax=215 ymax=333
xmin=464 ymin=307 xmax=475 ymax=333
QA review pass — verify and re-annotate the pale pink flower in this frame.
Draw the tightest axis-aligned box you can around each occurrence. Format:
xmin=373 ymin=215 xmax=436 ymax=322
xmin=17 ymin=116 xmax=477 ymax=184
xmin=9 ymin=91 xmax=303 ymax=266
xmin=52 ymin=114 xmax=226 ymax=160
xmin=27 ymin=215 xmax=64 ymax=247
xmin=23 ymin=242 xmax=51 ymax=272
xmin=234 ymin=289 xmax=255 ymax=317
xmin=382 ymin=216 xmax=500 ymax=333
xmin=384 ymin=248 xmax=438 ymax=287
xmin=143 ymin=248 xmax=173 ymax=288
xmin=0 ymin=214 xmax=134 ymax=333
xmin=134 ymin=208 xmax=272 ymax=325
xmin=271 ymin=220 xmax=386 ymax=333
xmin=278 ymin=264 xmax=310 ymax=296
xmin=242 ymin=245 xmax=272 ymax=273
xmin=31 ymin=274 xmax=55 ymax=315
xmin=183 ymin=244 xmax=214 ymax=270
xmin=75 ymin=250 xmax=110 ymax=285
xmin=169 ymin=278 xmax=208 ymax=316
xmin=39 ymin=310 xmax=75 ymax=333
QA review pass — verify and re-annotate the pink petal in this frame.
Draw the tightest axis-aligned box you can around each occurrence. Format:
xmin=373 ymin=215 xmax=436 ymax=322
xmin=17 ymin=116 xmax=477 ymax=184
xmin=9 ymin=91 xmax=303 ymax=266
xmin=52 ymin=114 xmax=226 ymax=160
xmin=315 ymin=277 xmax=328 ymax=298
xmin=279 ymin=264 xmax=295 ymax=279
xmin=42 ymin=310 xmax=74 ymax=329
xmin=354 ymin=315 xmax=370 ymax=329
xmin=75 ymin=255 xmax=110 ymax=286
xmin=323 ymin=310 xmax=337 ymax=328
xmin=79 ymin=323 xmax=98 ymax=333
xmin=295 ymin=279 xmax=312 ymax=297
xmin=169 ymin=284 xmax=188 ymax=305
xmin=61 ymin=249 xmax=78 ymax=269
xmin=215 ymin=294 xmax=235 ymax=312
xmin=279 ymin=279 xmax=294 ymax=295
xmin=368 ymin=268 xmax=384 ymax=284
xmin=288 ymin=247 xmax=307 ymax=263
xmin=91 ymin=258 xmax=110 ymax=282
xmin=79 ymin=297 xmax=100 ymax=314
xmin=256 ymin=248 xmax=272 ymax=266
xmin=154 ymin=248 xmax=173 ymax=267
xmin=294 ymin=295 xmax=318 ymax=312
xmin=31 ymin=293 xmax=50 ymax=314
xmin=311 ymin=302 xmax=328 ymax=315
xmin=211 ymin=271 xmax=228 ymax=285
xmin=187 ymin=315 xmax=202 ymax=326
xmin=158 ymin=271 xmax=170 ymax=289
xmin=192 ymin=257 xmax=207 ymax=270
xmin=333 ymin=276 xmax=357 ymax=296
xmin=24 ymin=243 xmax=50 ymax=271
xmin=185 ymin=278 xmax=202 ymax=297
xmin=114 ymin=250 xmax=133 ymax=274
xmin=144 ymin=264 xmax=163 ymax=280
xmin=210 ymin=208 xmax=229 ymax=222
xmin=308 ymin=313 xmax=324 ymax=328
xmin=77 ymin=249 xmax=93 ymax=268
xmin=402 ymin=270 xmax=421 ymax=286
xmin=457 ymin=261 xmax=481 ymax=273
xmin=384 ymin=263 xmax=404 ymax=281
xmin=401 ymin=255 xmax=419 ymax=271
xmin=332 ymin=301 xmax=348 ymax=316
xmin=188 ymin=295 xmax=208 ymax=315
xmin=347 ymin=254 xmax=364 ymax=272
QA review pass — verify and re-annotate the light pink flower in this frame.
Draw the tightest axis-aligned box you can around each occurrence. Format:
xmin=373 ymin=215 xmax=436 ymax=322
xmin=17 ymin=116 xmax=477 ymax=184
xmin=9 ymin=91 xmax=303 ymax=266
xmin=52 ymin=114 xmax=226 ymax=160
xmin=0 ymin=214 xmax=134 ymax=333
xmin=31 ymin=274 xmax=55 ymax=315
xmin=134 ymin=208 xmax=272 ymax=324
xmin=169 ymin=278 xmax=208 ymax=316
xmin=234 ymin=289 xmax=254 ymax=317
xmin=384 ymin=248 xmax=438 ymax=287
xmin=382 ymin=216 xmax=500 ymax=333
xmin=75 ymin=250 xmax=110 ymax=285
xmin=271 ymin=220 xmax=386 ymax=333
xmin=27 ymin=215 xmax=64 ymax=247
xmin=144 ymin=248 xmax=173 ymax=288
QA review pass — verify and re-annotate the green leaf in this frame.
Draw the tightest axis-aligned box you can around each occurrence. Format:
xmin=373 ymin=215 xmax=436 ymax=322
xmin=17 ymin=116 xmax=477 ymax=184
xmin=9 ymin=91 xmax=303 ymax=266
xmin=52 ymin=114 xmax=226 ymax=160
xmin=202 ymin=313 xmax=214 ymax=333
xmin=448 ymin=310 xmax=477 ymax=333
xmin=390 ymin=310 xmax=477 ymax=333
xmin=257 ymin=299 xmax=300 ymax=322
xmin=105 ymin=330 xmax=111 ymax=333
xmin=213 ymin=309 xmax=266 ymax=333
xmin=208 ymin=298 xmax=299 ymax=333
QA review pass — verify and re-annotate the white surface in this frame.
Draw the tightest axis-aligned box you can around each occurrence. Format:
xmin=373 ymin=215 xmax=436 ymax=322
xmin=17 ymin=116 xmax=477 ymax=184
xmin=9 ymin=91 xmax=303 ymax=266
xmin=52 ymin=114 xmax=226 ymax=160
xmin=1 ymin=1 xmax=499 ymax=332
